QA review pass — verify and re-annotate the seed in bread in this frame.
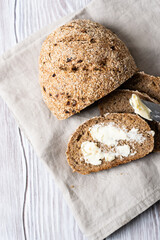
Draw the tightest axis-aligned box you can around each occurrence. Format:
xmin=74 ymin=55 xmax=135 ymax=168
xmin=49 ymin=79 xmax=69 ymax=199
xmin=121 ymin=72 xmax=160 ymax=102
xmin=98 ymin=89 xmax=160 ymax=152
xmin=66 ymin=113 xmax=154 ymax=174
xmin=39 ymin=19 xmax=138 ymax=120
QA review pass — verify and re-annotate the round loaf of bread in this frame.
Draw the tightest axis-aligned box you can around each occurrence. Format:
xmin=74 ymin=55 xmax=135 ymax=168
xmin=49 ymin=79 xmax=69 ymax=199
xmin=39 ymin=19 xmax=137 ymax=120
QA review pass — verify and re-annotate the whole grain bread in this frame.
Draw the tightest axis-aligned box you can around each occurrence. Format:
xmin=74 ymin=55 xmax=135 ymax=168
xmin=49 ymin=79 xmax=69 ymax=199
xmin=39 ymin=19 xmax=137 ymax=120
xmin=66 ymin=113 xmax=154 ymax=174
xmin=98 ymin=89 xmax=160 ymax=152
xmin=121 ymin=72 xmax=160 ymax=102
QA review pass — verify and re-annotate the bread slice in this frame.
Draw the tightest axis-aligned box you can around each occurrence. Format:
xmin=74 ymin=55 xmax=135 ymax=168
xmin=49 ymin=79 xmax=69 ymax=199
xmin=66 ymin=113 xmax=154 ymax=174
xmin=121 ymin=72 xmax=160 ymax=102
xmin=39 ymin=19 xmax=137 ymax=120
xmin=98 ymin=89 xmax=160 ymax=152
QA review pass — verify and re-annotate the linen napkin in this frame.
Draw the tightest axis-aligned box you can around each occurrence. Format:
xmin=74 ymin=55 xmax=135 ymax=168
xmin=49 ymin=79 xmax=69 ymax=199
xmin=0 ymin=0 xmax=160 ymax=239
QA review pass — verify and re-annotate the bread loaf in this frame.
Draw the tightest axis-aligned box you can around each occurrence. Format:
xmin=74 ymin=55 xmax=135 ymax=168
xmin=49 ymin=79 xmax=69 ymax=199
xmin=66 ymin=113 xmax=154 ymax=174
xmin=39 ymin=19 xmax=137 ymax=120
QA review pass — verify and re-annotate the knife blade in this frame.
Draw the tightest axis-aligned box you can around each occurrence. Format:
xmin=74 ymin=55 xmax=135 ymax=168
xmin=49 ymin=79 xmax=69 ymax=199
xmin=141 ymin=99 xmax=160 ymax=122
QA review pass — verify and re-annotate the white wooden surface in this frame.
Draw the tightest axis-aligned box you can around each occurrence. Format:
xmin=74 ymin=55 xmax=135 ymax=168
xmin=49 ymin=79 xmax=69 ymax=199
xmin=0 ymin=1 xmax=160 ymax=240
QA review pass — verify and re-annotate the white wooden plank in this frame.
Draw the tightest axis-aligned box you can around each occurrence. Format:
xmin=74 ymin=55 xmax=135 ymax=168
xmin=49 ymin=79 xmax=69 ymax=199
xmin=0 ymin=100 xmax=25 ymax=240
xmin=0 ymin=1 xmax=26 ymax=240
xmin=0 ymin=1 xmax=16 ymax=53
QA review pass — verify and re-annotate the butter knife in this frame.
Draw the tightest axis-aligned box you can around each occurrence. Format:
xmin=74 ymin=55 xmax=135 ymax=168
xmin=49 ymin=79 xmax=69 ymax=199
xmin=141 ymin=100 xmax=160 ymax=122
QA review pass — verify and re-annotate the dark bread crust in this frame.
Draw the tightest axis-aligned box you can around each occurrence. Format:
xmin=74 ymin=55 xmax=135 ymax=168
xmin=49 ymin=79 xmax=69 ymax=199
xmin=98 ymin=89 xmax=160 ymax=152
xmin=39 ymin=19 xmax=137 ymax=120
xmin=66 ymin=113 xmax=154 ymax=174
xmin=121 ymin=72 xmax=160 ymax=102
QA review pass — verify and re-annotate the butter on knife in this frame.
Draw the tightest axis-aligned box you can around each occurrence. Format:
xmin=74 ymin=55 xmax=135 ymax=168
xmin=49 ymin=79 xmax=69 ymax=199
xmin=129 ymin=94 xmax=160 ymax=122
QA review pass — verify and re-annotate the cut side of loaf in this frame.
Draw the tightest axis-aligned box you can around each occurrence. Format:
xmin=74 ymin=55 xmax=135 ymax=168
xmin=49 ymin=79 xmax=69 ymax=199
xmin=121 ymin=72 xmax=160 ymax=102
xmin=66 ymin=113 xmax=154 ymax=174
xmin=98 ymin=89 xmax=160 ymax=152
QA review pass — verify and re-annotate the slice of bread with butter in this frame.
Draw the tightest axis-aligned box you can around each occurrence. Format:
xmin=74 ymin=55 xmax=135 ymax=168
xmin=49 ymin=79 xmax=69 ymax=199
xmin=98 ymin=89 xmax=160 ymax=152
xmin=66 ymin=113 xmax=154 ymax=174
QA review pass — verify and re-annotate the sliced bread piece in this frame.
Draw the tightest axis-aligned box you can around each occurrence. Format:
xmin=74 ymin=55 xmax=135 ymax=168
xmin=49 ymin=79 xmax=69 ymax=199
xmin=98 ymin=89 xmax=159 ymax=115
xmin=98 ymin=89 xmax=160 ymax=152
xmin=121 ymin=72 xmax=160 ymax=102
xmin=66 ymin=113 xmax=154 ymax=174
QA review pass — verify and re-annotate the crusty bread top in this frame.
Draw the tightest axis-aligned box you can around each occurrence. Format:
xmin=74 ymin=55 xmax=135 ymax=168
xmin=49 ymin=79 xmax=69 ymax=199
xmin=39 ymin=19 xmax=137 ymax=120
xmin=66 ymin=113 xmax=154 ymax=174
xmin=121 ymin=72 xmax=160 ymax=102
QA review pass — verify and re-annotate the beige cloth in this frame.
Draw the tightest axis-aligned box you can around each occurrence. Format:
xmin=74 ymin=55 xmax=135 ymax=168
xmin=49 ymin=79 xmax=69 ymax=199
xmin=0 ymin=0 xmax=160 ymax=239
